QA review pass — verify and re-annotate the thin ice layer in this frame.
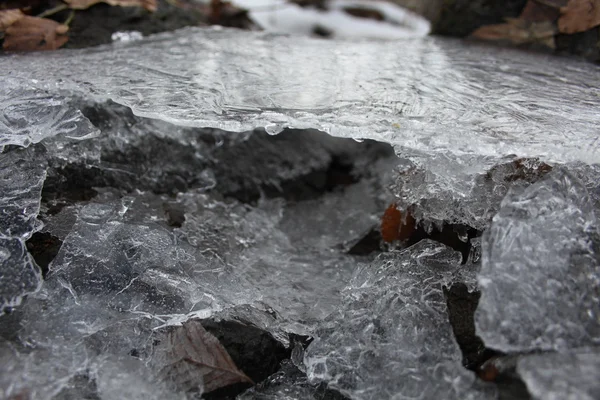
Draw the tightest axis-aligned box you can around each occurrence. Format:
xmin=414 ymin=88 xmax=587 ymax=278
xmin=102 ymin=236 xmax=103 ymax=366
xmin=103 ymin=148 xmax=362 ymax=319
xmin=304 ymin=240 xmax=494 ymax=400
xmin=0 ymin=148 xmax=46 ymax=311
xmin=1 ymin=28 xmax=599 ymax=164
xmin=516 ymin=349 xmax=600 ymax=400
xmin=0 ymin=78 xmax=98 ymax=149
xmin=476 ymin=168 xmax=600 ymax=352
xmin=394 ymin=154 xmax=555 ymax=229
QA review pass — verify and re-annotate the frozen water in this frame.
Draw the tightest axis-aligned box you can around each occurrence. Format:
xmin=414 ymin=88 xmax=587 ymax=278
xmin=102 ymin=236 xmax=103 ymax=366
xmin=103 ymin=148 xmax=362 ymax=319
xmin=0 ymin=148 xmax=46 ymax=311
xmin=304 ymin=240 xmax=495 ymax=400
xmin=0 ymin=78 xmax=98 ymax=150
xmin=393 ymin=154 xmax=557 ymax=229
xmin=0 ymin=115 xmax=394 ymax=397
xmin=2 ymin=27 xmax=599 ymax=229
xmin=1 ymin=28 xmax=599 ymax=165
xmin=476 ymin=168 xmax=600 ymax=352
xmin=516 ymin=348 xmax=600 ymax=400
xmin=238 ymin=360 xmax=318 ymax=400
xmin=1 ymin=26 xmax=600 ymax=400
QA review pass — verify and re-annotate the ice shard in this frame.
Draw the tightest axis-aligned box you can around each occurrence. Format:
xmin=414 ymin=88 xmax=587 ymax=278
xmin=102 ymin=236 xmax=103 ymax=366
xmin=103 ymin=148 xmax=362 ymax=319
xmin=516 ymin=348 xmax=600 ymax=400
xmin=476 ymin=168 xmax=600 ymax=352
xmin=0 ymin=147 xmax=46 ymax=311
xmin=304 ymin=240 xmax=495 ymax=400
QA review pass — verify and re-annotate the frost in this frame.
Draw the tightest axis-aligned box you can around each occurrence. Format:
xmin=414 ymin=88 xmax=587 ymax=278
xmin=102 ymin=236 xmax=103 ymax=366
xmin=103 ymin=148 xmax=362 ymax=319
xmin=476 ymin=168 xmax=600 ymax=352
xmin=304 ymin=240 xmax=494 ymax=400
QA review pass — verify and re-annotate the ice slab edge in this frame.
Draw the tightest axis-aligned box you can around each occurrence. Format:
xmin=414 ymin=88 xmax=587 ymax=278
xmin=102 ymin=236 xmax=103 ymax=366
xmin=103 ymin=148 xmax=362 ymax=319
xmin=1 ymin=27 xmax=600 ymax=164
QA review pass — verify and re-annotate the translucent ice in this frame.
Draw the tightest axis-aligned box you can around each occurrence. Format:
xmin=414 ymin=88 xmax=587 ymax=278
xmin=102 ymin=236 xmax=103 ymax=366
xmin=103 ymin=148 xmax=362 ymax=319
xmin=2 ymin=27 xmax=598 ymax=230
xmin=0 ymin=148 xmax=46 ymax=311
xmin=1 ymin=26 xmax=600 ymax=399
xmin=1 ymin=28 xmax=599 ymax=165
xmin=1 ymin=126 xmax=392 ymax=397
xmin=476 ymin=168 xmax=600 ymax=352
xmin=304 ymin=240 xmax=494 ymax=400
xmin=0 ymin=78 xmax=98 ymax=150
xmin=516 ymin=349 xmax=600 ymax=400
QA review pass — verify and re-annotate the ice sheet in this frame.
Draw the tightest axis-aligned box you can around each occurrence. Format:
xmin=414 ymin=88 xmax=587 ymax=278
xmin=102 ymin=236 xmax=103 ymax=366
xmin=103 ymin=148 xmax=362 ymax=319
xmin=1 ymin=28 xmax=599 ymax=164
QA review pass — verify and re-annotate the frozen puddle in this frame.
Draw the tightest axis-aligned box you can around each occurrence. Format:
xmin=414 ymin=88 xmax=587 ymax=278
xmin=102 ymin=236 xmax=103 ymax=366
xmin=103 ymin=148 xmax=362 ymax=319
xmin=1 ymin=27 xmax=600 ymax=400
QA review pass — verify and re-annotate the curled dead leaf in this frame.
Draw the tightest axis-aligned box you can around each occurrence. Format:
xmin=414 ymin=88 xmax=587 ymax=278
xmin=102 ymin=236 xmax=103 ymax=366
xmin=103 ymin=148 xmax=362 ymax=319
xmin=3 ymin=16 xmax=69 ymax=52
xmin=0 ymin=9 xmax=24 ymax=31
xmin=381 ymin=203 xmax=415 ymax=243
xmin=471 ymin=19 xmax=557 ymax=48
xmin=153 ymin=320 xmax=253 ymax=394
xmin=558 ymin=0 xmax=600 ymax=33
xmin=478 ymin=358 xmax=500 ymax=382
xmin=63 ymin=0 xmax=158 ymax=12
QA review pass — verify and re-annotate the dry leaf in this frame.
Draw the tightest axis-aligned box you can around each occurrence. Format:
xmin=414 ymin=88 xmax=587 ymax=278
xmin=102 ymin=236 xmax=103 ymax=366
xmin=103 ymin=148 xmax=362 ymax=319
xmin=471 ymin=19 xmax=557 ymax=48
xmin=154 ymin=320 xmax=253 ymax=394
xmin=63 ymin=0 xmax=157 ymax=12
xmin=3 ymin=16 xmax=68 ymax=51
xmin=520 ymin=0 xmax=561 ymax=21
xmin=381 ymin=203 xmax=415 ymax=243
xmin=0 ymin=9 xmax=24 ymax=31
xmin=558 ymin=0 xmax=600 ymax=33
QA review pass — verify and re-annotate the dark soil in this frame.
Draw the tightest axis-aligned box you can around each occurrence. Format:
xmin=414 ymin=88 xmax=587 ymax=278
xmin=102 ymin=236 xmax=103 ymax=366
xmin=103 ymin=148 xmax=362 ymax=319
xmin=62 ymin=1 xmax=207 ymax=49
xmin=434 ymin=0 xmax=528 ymax=37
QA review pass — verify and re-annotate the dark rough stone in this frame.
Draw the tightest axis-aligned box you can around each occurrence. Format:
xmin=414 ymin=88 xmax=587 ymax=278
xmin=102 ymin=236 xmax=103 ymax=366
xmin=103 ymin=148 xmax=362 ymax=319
xmin=25 ymin=232 xmax=63 ymax=279
xmin=556 ymin=28 xmax=600 ymax=63
xmin=443 ymin=283 xmax=490 ymax=369
xmin=434 ymin=0 xmax=528 ymax=37
xmin=200 ymin=319 xmax=290 ymax=385
xmin=62 ymin=1 xmax=207 ymax=49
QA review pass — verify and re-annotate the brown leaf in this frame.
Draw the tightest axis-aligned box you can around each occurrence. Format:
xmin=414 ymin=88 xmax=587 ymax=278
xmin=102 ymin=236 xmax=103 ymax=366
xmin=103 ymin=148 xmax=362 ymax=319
xmin=520 ymin=0 xmax=561 ymax=21
xmin=471 ymin=19 xmax=557 ymax=48
xmin=3 ymin=16 xmax=68 ymax=51
xmin=381 ymin=203 xmax=415 ymax=243
xmin=154 ymin=320 xmax=253 ymax=394
xmin=0 ymin=9 xmax=24 ymax=31
xmin=63 ymin=0 xmax=157 ymax=12
xmin=558 ymin=0 xmax=600 ymax=33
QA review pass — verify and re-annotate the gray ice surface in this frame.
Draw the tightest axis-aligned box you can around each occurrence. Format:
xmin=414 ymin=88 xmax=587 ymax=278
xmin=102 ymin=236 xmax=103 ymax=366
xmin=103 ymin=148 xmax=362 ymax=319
xmin=516 ymin=349 xmax=600 ymax=400
xmin=1 ymin=26 xmax=600 ymax=400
